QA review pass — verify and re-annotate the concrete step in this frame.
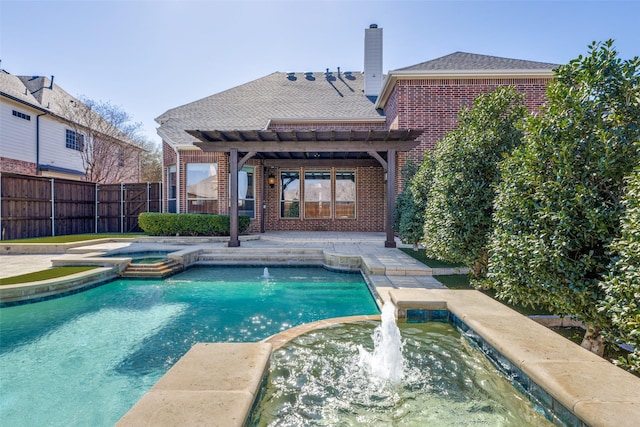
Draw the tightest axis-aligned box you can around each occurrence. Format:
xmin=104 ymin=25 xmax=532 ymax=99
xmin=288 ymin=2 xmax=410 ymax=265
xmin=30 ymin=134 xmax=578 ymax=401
xmin=122 ymin=259 xmax=183 ymax=278
xmin=196 ymin=248 xmax=326 ymax=266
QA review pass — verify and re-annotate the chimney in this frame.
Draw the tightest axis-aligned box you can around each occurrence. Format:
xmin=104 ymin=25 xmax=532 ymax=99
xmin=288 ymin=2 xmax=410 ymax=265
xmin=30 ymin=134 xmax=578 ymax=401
xmin=364 ymin=24 xmax=383 ymax=99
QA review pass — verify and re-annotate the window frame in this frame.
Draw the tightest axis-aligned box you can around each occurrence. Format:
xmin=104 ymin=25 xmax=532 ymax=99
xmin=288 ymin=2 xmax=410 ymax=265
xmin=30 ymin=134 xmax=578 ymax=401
xmin=334 ymin=170 xmax=357 ymax=219
xmin=12 ymin=110 xmax=31 ymax=121
xmin=303 ymin=170 xmax=332 ymax=219
xmin=65 ymin=129 xmax=85 ymax=151
xmin=186 ymin=162 xmax=219 ymax=214
xmin=279 ymin=170 xmax=301 ymax=219
xmin=238 ymin=165 xmax=256 ymax=219
xmin=167 ymin=164 xmax=177 ymax=213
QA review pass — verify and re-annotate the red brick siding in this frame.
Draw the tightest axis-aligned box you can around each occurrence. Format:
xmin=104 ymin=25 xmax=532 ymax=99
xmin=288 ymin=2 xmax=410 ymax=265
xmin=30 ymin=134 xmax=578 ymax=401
xmin=1 ymin=157 xmax=37 ymax=175
xmin=392 ymin=77 xmax=552 ymax=165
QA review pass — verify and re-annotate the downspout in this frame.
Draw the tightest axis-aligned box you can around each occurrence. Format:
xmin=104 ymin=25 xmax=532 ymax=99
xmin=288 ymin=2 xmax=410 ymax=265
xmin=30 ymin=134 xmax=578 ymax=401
xmin=175 ymin=149 xmax=180 ymax=212
xmin=36 ymin=112 xmax=48 ymax=175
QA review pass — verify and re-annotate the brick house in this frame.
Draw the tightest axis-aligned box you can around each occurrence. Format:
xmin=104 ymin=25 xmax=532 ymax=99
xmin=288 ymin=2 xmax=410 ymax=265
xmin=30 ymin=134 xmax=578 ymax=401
xmin=156 ymin=25 xmax=556 ymax=247
xmin=0 ymin=71 xmax=144 ymax=183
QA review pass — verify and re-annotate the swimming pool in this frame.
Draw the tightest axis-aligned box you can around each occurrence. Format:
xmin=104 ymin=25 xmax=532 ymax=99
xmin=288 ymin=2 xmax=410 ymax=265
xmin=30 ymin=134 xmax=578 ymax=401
xmin=0 ymin=266 xmax=379 ymax=426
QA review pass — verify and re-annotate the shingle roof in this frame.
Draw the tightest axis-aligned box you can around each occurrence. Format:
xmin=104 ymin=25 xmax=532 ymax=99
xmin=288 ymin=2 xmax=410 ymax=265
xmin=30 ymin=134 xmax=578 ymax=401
xmin=395 ymin=52 xmax=559 ymax=72
xmin=156 ymin=71 xmax=383 ymax=145
xmin=0 ymin=70 xmax=140 ymax=148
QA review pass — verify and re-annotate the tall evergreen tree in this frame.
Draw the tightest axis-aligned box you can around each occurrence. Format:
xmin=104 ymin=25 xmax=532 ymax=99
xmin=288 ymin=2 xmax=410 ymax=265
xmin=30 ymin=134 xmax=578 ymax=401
xmin=423 ymin=86 xmax=527 ymax=277
xmin=487 ymin=41 xmax=640 ymax=355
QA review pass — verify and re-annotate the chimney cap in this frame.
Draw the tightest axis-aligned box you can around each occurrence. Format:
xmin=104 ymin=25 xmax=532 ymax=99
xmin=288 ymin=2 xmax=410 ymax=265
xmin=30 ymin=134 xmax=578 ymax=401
xmin=369 ymin=24 xmax=378 ymax=29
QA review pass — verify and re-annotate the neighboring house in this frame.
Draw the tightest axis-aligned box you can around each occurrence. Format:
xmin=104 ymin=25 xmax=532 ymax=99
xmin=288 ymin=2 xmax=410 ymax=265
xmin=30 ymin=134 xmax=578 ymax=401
xmin=0 ymin=71 xmax=144 ymax=183
xmin=156 ymin=25 xmax=557 ymax=247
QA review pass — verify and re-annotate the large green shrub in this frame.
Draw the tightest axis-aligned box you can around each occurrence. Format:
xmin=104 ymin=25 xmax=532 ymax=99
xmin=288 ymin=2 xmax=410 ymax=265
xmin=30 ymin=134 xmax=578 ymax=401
xmin=395 ymin=157 xmax=435 ymax=248
xmin=423 ymin=86 xmax=527 ymax=277
xmin=600 ymin=168 xmax=640 ymax=372
xmin=487 ymin=41 xmax=640 ymax=355
xmin=138 ymin=213 xmax=250 ymax=236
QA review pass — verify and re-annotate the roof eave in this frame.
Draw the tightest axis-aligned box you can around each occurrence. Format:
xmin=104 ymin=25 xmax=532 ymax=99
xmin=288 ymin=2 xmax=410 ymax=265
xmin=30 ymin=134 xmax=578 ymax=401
xmin=375 ymin=68 xmax=556 ymax=109
xmin=268 ymin=117 xmax=386 ymax=125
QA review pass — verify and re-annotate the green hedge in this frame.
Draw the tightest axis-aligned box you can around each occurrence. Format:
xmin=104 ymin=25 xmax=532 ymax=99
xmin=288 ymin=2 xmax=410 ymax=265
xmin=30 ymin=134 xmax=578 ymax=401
xmin=138 ymin=213 xmax=250 ymax=236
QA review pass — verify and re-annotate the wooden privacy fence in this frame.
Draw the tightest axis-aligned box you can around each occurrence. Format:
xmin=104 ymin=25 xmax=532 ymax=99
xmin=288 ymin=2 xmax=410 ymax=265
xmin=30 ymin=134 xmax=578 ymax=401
xmin=0 ymin=173 xmax=162 ymax=240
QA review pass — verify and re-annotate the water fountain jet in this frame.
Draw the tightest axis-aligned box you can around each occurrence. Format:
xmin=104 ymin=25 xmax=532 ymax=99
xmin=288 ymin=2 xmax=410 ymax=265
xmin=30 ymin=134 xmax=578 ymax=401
xmin=358 ymin=302 xmax=404 ymax=384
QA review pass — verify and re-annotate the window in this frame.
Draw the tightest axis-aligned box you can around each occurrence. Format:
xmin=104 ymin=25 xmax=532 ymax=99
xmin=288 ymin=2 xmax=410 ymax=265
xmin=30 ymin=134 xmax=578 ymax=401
xmin=238 ymin=166 xmax=255 ymax=218
xmin=12 ymin=110 xmax=31 ymax=121
xmin=167 ymin=165 xmax=177 ymax=213
xmin=65 ymin=129 xmax=84 ymax=151
xmin=186 ymin=163 xmax=218 ymax=213
xmin=304 ymin=171 xmax=332 ymax=219
xmin=335 ymin=171 xmax=356 ymax=218
xmin=280 ymin=170 xmax=300 ymax=218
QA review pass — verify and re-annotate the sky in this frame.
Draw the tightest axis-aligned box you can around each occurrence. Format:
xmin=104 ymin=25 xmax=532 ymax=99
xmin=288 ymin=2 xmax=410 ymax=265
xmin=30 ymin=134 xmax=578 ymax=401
xmin=1 ymin=0 xmax=638 ymax=146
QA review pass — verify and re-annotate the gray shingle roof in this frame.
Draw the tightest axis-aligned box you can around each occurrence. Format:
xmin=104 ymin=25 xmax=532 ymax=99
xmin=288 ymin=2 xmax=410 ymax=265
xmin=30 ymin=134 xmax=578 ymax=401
xmin=156 ymin=71 xmax=383 ymax=145
xmin=1 ymin=70 xmax=141 ymax=148
xmin=394 ymin=52 xmax=559 ymax=72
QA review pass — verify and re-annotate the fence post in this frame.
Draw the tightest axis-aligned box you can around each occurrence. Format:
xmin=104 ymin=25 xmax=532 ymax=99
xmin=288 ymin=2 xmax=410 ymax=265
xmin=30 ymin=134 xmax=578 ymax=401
xmin=95 ymin=183 xmax=99 ymax=234
xmin=50 ymin=178 xmax=55 ymax=237
xmin=0 ymin=172 xmax=3 ymax=240
xmin=120 ymin=183 xmax=125 ymax=233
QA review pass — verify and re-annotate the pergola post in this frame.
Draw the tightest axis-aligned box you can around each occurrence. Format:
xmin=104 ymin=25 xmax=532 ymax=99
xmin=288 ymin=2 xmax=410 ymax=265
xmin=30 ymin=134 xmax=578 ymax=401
xmin=385 ymin=148 xmax=397 ymax=248
xmin=228 ymin=148 xmax=240 ymax=247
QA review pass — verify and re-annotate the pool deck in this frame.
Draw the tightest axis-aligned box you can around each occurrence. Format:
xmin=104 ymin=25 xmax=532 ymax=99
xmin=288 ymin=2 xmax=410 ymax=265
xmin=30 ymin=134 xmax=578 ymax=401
xmin=0 ymin=232 xmax=458 ymax=303
xmin=2 ymin=232 xmax=640 ymax=426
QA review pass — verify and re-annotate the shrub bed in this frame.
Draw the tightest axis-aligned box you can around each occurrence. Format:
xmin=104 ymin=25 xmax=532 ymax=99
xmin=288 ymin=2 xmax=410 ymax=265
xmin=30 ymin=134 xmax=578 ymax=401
xmin=138 ymin=213 xmax=250 ymax=236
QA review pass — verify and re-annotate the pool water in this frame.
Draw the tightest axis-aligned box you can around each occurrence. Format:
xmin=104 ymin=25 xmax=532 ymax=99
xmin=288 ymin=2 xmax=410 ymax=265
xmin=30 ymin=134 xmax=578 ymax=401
xmin=252 ymin=322 xmax=554 ymax=426
xmin=0 ymin=267 xmax=378 ymax=426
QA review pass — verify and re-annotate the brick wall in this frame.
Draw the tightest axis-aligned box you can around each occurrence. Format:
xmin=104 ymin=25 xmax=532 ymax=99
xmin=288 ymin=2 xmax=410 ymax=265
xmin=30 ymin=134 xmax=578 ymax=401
xmin=388 ymin=77 xmax=552 ymax=166
xmin=0 ymin=157 xmax=37 ymax=175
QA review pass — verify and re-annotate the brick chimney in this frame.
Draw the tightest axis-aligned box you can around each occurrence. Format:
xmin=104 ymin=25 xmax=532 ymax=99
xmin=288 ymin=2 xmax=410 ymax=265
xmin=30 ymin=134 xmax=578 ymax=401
xmin=364 ymin=24 xmax=383 ymax=99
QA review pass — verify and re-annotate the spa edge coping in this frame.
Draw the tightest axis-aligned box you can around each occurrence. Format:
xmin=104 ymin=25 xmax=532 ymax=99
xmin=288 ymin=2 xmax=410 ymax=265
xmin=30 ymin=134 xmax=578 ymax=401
xmin=117 ymin=289 xmax=640 ymax=427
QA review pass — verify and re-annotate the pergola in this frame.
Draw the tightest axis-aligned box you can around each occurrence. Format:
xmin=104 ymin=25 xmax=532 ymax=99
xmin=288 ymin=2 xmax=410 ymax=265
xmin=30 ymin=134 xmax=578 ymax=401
xmin=187 ymin=128 xmax=423 ymax=248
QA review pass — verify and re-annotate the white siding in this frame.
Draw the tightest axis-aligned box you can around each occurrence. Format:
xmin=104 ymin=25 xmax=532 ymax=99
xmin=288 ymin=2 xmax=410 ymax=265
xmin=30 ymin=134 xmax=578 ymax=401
xmin=38 ymin=118 xmax=84 ymax=173
xmin=0 ymin=99 xmax=37 ymax=162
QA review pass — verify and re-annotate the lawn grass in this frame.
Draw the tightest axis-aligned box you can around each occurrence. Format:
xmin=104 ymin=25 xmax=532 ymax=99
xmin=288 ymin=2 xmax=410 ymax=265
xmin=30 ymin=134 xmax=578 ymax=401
xmin=398 ymin=248 xmax=464 ymax=268
xmin=398 ymin=248 xmax=553 ymax=316
xmin=433 ymin=274 xmax=551 ymax=316
xmin=4 ymin=233 xmax=144 ymax=243
xmin=0 ymin=266 xmax=100 ymax=286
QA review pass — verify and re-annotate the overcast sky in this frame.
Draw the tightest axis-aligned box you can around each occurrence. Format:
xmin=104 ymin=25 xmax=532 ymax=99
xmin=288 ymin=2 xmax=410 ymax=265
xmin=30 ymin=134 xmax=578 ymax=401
xmin=2 ymin=0 xmax=638 ymax=145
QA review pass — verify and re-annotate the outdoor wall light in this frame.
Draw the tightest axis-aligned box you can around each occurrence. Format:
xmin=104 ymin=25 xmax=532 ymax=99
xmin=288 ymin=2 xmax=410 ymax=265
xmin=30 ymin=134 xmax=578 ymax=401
xmin=268 ymin=173 xmax=276 ymax=188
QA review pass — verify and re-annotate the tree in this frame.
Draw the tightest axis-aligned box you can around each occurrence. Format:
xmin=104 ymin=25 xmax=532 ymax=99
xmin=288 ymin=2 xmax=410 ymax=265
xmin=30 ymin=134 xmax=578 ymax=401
xmin=140 ymin=140 xmax=162 ymax=182
xmin=60 ymin=97 xmax=160 ymax=183
xmin=422 ymin=86 xmax=527 ymax=276
xmin=600 ymin=168 xmax=640 ymax=372
xmin=395 ymin=157 xmax=434 ymax=249
xmin=487 ymin=41 xmax=640 ymax=355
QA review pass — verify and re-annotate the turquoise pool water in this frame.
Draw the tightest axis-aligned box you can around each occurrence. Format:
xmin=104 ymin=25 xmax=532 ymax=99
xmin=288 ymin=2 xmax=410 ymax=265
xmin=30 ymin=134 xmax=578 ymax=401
xmin=0 ymin=266 xmax=378 ymax=426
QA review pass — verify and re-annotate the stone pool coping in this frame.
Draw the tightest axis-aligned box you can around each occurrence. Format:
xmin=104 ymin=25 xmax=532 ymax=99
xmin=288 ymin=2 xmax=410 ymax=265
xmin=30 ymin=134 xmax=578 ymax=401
xmin=0 ymin=267 xmax=117 ymax=305
xmin=391 ymin=289 xmax=640 ymax=427
xmin=117 ymin=289 xmax=640 ymax=427
xmin=115 ymin=343 xmax=272 ymax=427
